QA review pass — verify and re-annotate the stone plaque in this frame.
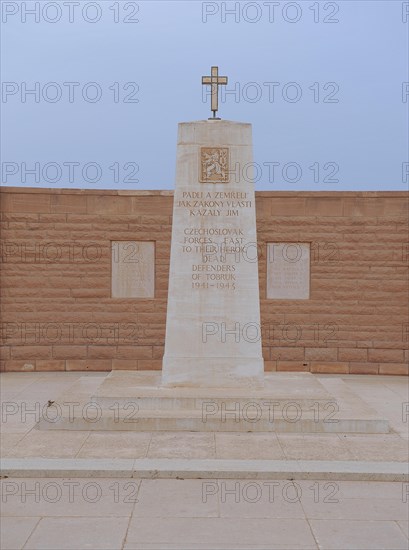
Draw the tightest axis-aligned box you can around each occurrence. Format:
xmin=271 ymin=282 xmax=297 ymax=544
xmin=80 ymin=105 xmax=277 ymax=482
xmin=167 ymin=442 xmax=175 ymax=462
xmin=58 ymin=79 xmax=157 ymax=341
xmin=111 ymin=241 xmax=155 ymax=298
xmin=199 ymin=147 xmax=229 ymax=183
xmin=267 ymin=243 xmax=310 ymax=300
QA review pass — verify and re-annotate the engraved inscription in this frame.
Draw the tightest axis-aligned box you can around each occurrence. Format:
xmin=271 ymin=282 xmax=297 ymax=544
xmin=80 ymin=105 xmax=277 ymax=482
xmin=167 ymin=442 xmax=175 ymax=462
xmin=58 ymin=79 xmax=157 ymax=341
xmin=200 ymin=147 xmax=229 ymax=183
xmin=267 ymin=243 xmax=310 ymax=300
xmin=111 ymin=241 xmax=155 ymax=298
xmin=174 ymin=189 xmax=255 ymax=293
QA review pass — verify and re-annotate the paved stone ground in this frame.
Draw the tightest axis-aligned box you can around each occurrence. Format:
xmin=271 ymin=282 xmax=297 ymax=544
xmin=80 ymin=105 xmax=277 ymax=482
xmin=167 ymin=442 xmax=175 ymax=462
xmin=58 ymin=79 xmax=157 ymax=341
xmin=1 ymin=478 xmax=408 ymax=549
xmin=1 ymin=372 xmax=408 ymax=549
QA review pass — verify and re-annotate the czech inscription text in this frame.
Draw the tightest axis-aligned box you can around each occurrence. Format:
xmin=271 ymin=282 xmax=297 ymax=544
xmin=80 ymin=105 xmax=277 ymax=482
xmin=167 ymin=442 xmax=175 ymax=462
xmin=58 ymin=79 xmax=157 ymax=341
xmin=176 ymin=190 xmax=254 ymax=292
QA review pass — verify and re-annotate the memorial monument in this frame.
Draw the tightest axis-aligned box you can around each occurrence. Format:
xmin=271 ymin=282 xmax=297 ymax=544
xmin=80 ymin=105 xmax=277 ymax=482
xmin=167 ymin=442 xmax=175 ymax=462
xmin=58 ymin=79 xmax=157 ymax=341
xmin=36 ymin=68 xmax=388 ymax=436
xmin=162 ymin=66 xmax=264 ymax=388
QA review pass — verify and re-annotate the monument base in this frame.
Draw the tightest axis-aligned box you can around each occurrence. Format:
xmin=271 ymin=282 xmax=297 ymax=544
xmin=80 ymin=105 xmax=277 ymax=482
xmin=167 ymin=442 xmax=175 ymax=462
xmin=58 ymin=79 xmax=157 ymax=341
xmin=36 ymin=371 xmax=389 ymax=434
xmin=161 ymin=357 xmax=264 ymax=388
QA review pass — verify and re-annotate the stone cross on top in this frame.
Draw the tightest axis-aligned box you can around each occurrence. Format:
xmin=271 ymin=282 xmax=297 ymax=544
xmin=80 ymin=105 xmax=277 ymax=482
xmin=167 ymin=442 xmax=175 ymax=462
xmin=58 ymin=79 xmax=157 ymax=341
xmin=202 ymin=66 xmax=228 ymax=119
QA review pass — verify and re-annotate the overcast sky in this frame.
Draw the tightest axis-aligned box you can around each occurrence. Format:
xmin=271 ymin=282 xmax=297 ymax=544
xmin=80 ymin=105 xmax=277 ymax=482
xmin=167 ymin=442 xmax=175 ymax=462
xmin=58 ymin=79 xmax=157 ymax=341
xmin=1 ymin=0 xmax=408 ymax=190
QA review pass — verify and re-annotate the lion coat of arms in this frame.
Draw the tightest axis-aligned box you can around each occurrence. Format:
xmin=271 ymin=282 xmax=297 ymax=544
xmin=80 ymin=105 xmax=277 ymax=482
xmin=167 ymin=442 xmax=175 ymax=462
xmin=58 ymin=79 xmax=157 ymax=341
xmin=199 ymin=147 xmax=229 ymax=183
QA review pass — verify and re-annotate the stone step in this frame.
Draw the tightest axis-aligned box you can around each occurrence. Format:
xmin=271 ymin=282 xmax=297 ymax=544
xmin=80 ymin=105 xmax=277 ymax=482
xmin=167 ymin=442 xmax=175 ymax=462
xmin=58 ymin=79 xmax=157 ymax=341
xmin=36 ymin=406 xmax=389 ymax=433
xmin=1 ymin=457 xmax=407 ymax=481
xmin=91 ymin=394 xmax=336 ymax=410
xmin=88 ymin=370 xmax=338 ymax=411
xmin=36 ymin=371 xmax=390 ymax=434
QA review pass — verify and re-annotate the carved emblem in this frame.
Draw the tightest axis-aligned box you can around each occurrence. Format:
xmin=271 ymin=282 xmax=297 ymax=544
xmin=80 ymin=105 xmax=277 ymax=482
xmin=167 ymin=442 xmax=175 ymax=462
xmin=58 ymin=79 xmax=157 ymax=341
xmin=199 ymin=147 xmax=229 ymax=183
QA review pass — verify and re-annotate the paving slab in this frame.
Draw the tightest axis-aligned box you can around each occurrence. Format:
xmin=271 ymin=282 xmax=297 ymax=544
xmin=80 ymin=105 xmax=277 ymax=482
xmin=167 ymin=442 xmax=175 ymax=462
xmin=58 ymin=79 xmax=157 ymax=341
xmin=308 ymin=519 xmax=408 ymax=550
xmin=125 ymin=517 xmax=319 ymax=549
xmin=23 ymin=517 xmax=130 ymax=550
xmin=1 ymin=476 xmax=407 ymax=550
xmin=0 ymin=517 xmax=40 ymax=550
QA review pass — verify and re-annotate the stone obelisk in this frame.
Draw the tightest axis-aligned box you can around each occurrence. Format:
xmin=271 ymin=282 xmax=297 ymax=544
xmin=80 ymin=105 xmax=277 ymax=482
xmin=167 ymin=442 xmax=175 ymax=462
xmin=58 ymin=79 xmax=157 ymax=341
xmin=162 ymin=67 xmax=264 ymax=388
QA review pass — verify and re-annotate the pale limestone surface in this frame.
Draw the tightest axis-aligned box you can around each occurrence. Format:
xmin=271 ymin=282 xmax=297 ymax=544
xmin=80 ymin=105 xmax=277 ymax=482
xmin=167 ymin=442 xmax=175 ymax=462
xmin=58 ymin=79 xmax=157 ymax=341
xmin=146 ymin=432 xmax=216 ymax=459
xmin=1 ymin=373 xmax=407 ymax=548
xmin=1 ymin=478 xmax=137 ymax=517
xmin=214 ymin=433 xmax=285 ymax=460
xmin=127 ymin=517 xmax=319 ymax=548
xmin=1 ymin=477 xmax=408 ymax=549
xmin=0 ymin=517 xmax=40 ymax=550
xmin=77 ymin=432 xmax=152 ymax=459
xmin=267 ymin=242 xmax=310 ymax=299
xmin=34 ymin=370 xmax=389 ymax=433
xmin=24 ymin=517 xmax=130 ymax=550
xmin=1 ymin=372 xmax=407 ymax=474
xmin=1 ymin=457 xmax=408 ymax=481
xmin=308 ymin=519 xmax=408 ymax=549
xmin=162 ymin=120 xmax=264 ymax=388
xmin=111 ymin=241 xmax=155 ymax=298
xmin=8 ymin=430 xmax=89 ymax=458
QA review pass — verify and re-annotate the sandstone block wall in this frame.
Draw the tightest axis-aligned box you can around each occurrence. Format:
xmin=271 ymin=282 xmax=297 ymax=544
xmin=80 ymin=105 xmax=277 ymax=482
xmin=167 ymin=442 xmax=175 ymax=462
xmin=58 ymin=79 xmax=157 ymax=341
xmin=1 ymin=187 xmax=407 ymax=375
